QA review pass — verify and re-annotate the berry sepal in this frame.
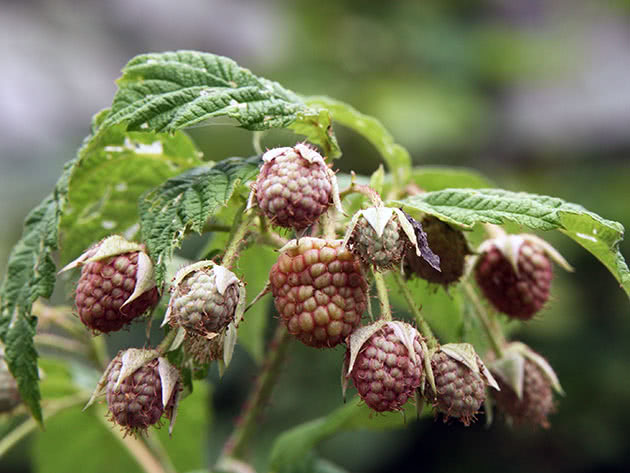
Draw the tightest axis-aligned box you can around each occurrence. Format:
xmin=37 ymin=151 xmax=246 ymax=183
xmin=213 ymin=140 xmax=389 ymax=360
xmin=489 ymin=342 xmax=563 ymax=429
xmin=489 ymin=342 xmax=563 ymax=398
xmin=474 ymin=234 xmax=573 ymax=276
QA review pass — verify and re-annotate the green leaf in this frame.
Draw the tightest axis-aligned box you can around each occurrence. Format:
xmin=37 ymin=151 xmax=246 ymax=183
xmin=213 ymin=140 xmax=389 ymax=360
xmin=59 ymin=125 xmax=203 ymax=264
xmin=0 ymin=155 xmax=77 ymax=423
xmin=305 ymin=96 xmax=412 ymax=186
xmin=270 ymin=397 xmax=420 ymax=472
xmin=396 ymin=188 xmax=630 ymax=299
xmin=139 ymin=156 xmax=261 ymax=285
xmin=105 ymin=51 xmax=339 ymax=155
xmin=3 ymin=317 xmax=40 ymax=422
xmin=410 ymin=166 xmax=494 ymax=191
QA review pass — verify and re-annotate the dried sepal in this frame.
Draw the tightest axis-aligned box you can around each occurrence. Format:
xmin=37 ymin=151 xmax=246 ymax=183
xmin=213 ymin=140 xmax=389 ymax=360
xmin=475 ymin=234 xmax=573 ymax=276
xmin=59 ymin=235 xmax=145 ymax=273
xmin=440 ymin=343 xmax=499 ymax=391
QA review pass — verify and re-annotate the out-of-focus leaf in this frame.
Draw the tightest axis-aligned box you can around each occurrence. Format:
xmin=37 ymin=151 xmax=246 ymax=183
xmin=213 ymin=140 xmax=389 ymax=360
xmin=59 ymin=126 xmax=202 ymax=264
xmin=305 ymin=96 xmax=412 ymax=187
xmin=410 ymin=166 xmax=494 ymax=191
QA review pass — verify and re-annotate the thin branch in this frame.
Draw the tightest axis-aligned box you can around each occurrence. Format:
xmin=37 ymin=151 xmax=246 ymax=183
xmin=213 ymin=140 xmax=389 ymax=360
xmin=96 ymin=410 xmax=170 ymax=473
xmin=462 ymin=282 xmax=505 ymax=357
xmin=0 ymin=393 xmax=89 ymax=458
xmin=220 ymin=325 xmax=291 ymax=461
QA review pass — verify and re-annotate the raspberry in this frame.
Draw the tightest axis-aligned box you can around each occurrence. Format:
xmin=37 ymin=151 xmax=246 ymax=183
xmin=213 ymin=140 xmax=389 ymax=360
xmin=75 ymin=252 xmax=159 ymax=333
xmin=166 ymin=264 xmax=241 ymax=337
xmin=270 ymin=237 xmax=368 ymax=348
xmin=105 ymin=350 xmax=180 ymax=435
xmin=61 ymin=236 xmax=160 ymax=333
xmin=424 ymin=345 xmax=496 ymax=425
xmin=344 ymin=207 xmax=426 ymax=271
xmin=493 ymin=359 xmax=555 ymax=429
xmin=404 ymin=216 xmax=469 ymax=286
xmin=349 ymin=213 xmax=406 ymax=270
xmin=345 ymin=321 xmax=424 ymax=412
xmin=474 ymin=235 xmax=553 ymax=320
xmin=252 ymin=144 xmax=341 ymax=230
xmin=0 ymin=348 xmax=21 ymax=412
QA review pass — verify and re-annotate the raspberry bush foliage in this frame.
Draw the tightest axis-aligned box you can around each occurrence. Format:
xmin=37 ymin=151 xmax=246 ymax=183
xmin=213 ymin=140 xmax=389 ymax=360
xmin=1 ymin=50 xmax=629 ymax=473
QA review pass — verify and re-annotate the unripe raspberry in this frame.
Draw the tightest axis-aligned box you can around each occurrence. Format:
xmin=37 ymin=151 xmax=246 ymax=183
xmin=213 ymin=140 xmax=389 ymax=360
xmin=60 ymin=236 xmax=159 ymax=333
xmin=270 ymin=237 xmax=368 ymax=348
xmin=345 ymin=321 xmax=424 ymax=412
xmin=344 ymin=207 xmax=429 ymax=271
xmin=474 ymin=234 xmax=571 ymax=320
xmin=404 ymin=216 xmax=469 ymax=286
xmin=493 ymin=359 xmax=555 ymax=429
xmin=424 ymin=344 xmax=497 ymax=425
xmin=100 ymin=349 xmax=180 ymax=435
xmin=0 ymin=348 xmax=21 ymax=413
xmin=166 ymin=264 xmax=242 ymax=337
xmin=251 ymin=144 xmax=342 ymax=230
xmin=350 ymin=215 xmax=405 ymax=269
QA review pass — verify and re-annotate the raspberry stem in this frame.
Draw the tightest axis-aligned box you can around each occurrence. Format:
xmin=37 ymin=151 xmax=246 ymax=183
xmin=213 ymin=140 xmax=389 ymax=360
xmin=392 ymin=271 xmax=438 ymax=349
xmin=222 ymin=204 xmax=255 ymax=269
xmin=220 ymin=325 xmax=290 ymax=461
xmin=373 ymin=271 xmax=393 ymax=321
xmin=338 ymin=172 xmax=383 ymax=207
xmin=156 ymin=328 xmax=179 ymax=356
xmin=462 ymin=282 xmax=506 ymax=357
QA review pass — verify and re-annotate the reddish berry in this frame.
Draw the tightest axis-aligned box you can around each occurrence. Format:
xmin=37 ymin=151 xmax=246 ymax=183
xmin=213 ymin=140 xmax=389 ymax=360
xmin=254 ymin=144 xmax=337 ymax=230
xmin=426 ymin=350 xmax=486 ymax=425
xmin=475 ymin=237 xmax=553 ymax=320
xmin=106 ymin=351 xmax=179 ymax=435
xmin=346 ymin=322 xmax=424 ymax=412
xmin=270 ymin=237 xmax=368 ymax=348
xmin=493 ymin=359 xmax=555 ymax=429
xmin=76 ymin=251 xmax=159 ymax=333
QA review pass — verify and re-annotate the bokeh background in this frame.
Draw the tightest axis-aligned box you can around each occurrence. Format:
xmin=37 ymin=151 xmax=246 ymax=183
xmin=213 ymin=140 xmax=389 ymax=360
xmin=1 ymin=1 xmax=630 ymax=472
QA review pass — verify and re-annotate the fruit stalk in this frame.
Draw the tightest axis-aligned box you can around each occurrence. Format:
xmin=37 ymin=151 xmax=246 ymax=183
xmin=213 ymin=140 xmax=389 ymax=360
xmin=222 ymin=204 xmax=254 ymax=269
xmin=220 ymin=325 xmax=291 ymax=461
xmin=462 ymin=282 xmax=505 ymax=357
xmin=373 ymin=271 xmax=392 ymax=321
xmin=392 ymin=271 xmax=438 ymax=348
xmin=96 ymin=406 xmax=176 ymax=473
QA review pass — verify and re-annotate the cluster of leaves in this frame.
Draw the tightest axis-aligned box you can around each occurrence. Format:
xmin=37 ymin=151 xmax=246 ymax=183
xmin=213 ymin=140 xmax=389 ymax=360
xmin=1 ymin=51 xmax=629 ymax=472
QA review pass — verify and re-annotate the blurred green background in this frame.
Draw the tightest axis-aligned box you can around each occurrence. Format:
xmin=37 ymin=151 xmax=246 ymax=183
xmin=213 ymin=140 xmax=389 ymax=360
xmin=1 ymin=0 xmax=630 ymax=472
